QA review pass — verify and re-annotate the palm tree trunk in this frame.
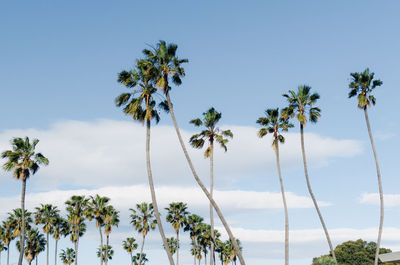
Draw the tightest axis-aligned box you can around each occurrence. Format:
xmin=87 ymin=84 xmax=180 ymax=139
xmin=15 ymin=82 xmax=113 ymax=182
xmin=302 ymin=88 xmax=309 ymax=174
xmin=300 ymin=124 xmax=336 ymax=261
xmin=18 ymin=178 xmax=27 ymax=265
xmin=138 ymin=235 xmax=145 ymax=265
xmin=7 ymin=243 xmax=9 ymax=265
xmin=46 ymin=232 xmax=49 ymax=265
xmin=364 ymin=108 xmax=384 ymax=265
xmin=274 ymin=142 xmax=289 ymax=265
xmin=55 ymin=239 xmax=58 ymax=265
xmin=130 ymin=252 xmax=133 ymax=265
xmin=145 ymin=119 xmax=175 ymax=265
xmin=176 ymin=230 xmax=179 ymax=265
xmin=74 ymin=239 xmax=78 ymax=265
xmin=165 ymin=93 xmax=245 ymax=265
xmin=98 ymin=226 xmax=103 ymax=265
xmin=36 ymin=256 xmax=38 ymax=265
xmin=210 ymin=142 xmax=215 ymax=265
xmin=105 ymin=235 xmax=109 ymax=265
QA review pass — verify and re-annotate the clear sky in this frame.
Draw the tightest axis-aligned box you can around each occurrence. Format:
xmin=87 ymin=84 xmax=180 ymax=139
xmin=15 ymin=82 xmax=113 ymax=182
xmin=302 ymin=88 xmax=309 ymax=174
xmin=0 ymin=1 xmax=399 ymax=265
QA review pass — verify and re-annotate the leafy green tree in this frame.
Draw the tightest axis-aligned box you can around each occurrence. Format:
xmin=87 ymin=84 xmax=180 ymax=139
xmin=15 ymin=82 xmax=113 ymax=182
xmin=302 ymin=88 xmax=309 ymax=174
xmin=86 ymin=195 xmax=110 ymax=265
xmin=97 ymin=245 xmax=113 ymax=263
xmin=65 ymin=195 xmax=88 ymax=265
xmin=312 ymin=256 xmax=337 ymax=265
xmin=283 ymin=86 xmax=336 ymax=261
xmin=166 ymin=202 xmax=189 ymax=265
xmin=190 ymin=107 xmax=233 ymax=265
xmin=1 ymin=137 xmax=49 ymax=265
xmin=348 ymin=68 xmax=384 ymax=265
xmin=103 ymin=205 xmax=119 ymax=265
xmin=60 ymin=248 xmax=75 ymax=265
xmin=133 ymin=252 xmax=148 ymax=265
xmin=2 ymin=219 xmax=15 ymax=265
xmin=34 ymin=203 xmax=59 ymax=265
xmin=52 ymin=216 xmax=68 ymax=265
xmin=116 ymin=58 xmax=174 ymax=265
xmin=257 ymin=108 xmax=293 ymax=265
xmin=143 ymin=40 xmax=245 ymax=265
xmin=130 ymin=203 xmax=156 ymax=265
xmin=122 ymin=237 xmax=138 ymax=265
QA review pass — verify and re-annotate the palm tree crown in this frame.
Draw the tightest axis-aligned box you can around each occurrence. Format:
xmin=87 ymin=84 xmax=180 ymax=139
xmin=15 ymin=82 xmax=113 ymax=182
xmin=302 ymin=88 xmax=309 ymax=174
xmin=257 ymin=108 xmax=293 ymax=147
xmin=165 ymin=202 xmax=189 ymax=233
xmin=348 ymin=68 xmax=383 ymax=109
xmin=130 ymin=203 xmax=156 ymax=237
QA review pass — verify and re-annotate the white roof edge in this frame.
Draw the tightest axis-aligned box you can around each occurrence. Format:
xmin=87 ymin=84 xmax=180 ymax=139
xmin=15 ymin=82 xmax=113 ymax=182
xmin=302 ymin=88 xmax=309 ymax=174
xmin=379 ymin=251 xmax=400 ymax=262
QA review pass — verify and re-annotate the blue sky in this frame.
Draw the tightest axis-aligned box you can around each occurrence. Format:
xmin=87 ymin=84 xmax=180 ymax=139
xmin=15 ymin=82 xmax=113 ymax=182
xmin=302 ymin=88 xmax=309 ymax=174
xmin=0 ymin=1 xmax=399 ymax=265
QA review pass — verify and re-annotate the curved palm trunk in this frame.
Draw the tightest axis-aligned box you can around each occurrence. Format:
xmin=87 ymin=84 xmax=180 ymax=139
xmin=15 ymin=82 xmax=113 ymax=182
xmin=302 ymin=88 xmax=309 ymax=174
xmin=55 ymin=239 xmax=58 ymax=265
xmin=364 ymin=108 xmax=384 ymax=265
xmin=138 ymin=235 xmax=146 ymax=265
xmin=274 ymin=142 xmax=289 ymax=265
xmin=145 ymin=120 xmax=175 ymax=265
xmin=18 ymin=179 xmax=27 ymax=265
xmin=210 ymin=142 xmax=215 ymax=265
xmin=300 ymin=124 xmax=336 ymax=261
xmin=165 ymin=93 xmax=245 ymax=265
xmin=98 ymin=226 xmax=104 ymax=265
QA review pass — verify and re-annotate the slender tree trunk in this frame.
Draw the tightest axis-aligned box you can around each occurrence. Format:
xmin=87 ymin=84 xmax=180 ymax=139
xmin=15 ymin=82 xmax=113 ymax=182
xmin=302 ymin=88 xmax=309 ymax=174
xmin=36 ymin=256 xmax=38 ymax=265
xmin=176 ymin=230 xmax=179 ymax=265
xmin=274 ymin=142 xmax=289 ymax=265
xmin=18 ymin=179 xmax=27 ymax=265
xmin=363 ymin=108 xmax=384 ymax=265
xmin=204 ymin=251 xmax=207 ymax=265
xmin=300 ymin=124 xmax=336 ymax=261
xmin=105 ymin=235 xmax=109 ymax=265
xmin=210 ymin=142 xmax=215 ymax=265
xmin=130 ymin=252 xmax=133 ymax=265
xmin=74 ymin=239 xmax=78 ymax=265
xmin=55 ymin=239 xmax=58 ymax=265
xmin=138 ymin=235 xmax=145 ymax=265
xmin=145 ymin=120 xmax=175 ymax=265
xmin=98 ymin=226 xmax=103 ymax=265
xmin=165 ymin=93 xmax=245 ymax=265
xmin=7 ymin=243 xmax=9 ymax=265
xmin=46 ymin=232 xmax=49 ymax=265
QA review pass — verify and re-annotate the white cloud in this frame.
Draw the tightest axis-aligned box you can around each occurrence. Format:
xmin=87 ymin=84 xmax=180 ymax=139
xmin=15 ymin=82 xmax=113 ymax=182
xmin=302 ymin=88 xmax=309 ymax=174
xmin=360 ymin=193 xmax=400 ymax=207
xmin=0 ymin=119 xmax=363 ymax=189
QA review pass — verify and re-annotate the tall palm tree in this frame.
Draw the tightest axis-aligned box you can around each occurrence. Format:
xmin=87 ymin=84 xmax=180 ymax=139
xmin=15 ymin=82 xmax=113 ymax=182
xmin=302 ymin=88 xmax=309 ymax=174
xmin=184 ymin=214 xmax=204 ymax=265
xmin=166 ymin=202 xmax=189 ymax=265
xmin=348 ymin=68 xmax=384 ymax=265
xmin=116 ymin=59 xmax=174 ymax=265
xmin=122 ymin=237 xmax=138 ymax=265
xmin=1 ymin=137 xmax=49 ymax=265
xmin=34 ymin=204 xmax=59 ymax=265
xmin=257 ymin=108 xmax=293 ymax=265
xmin=65 ymin=195 xmax=88 ymax=265
xmin=52 ymin=216 xmax=68 ymax=265
xmin=190 ymin=107 xmax=233 ymax=265
xmin=103 ymin=205 xmax=119 ymax=265
xmin=130 ymin=203 xmax=156 ymax=265
xmin=197 ymin=223 xmax=212 ymax=265
xmin=60 ymin=248 xmax=75 ymax=265
xmin=283 ymin=85 xmax=336 ymax=261
xmin=16 ymin=228 xmax=46 ymax=265
xmin=86 ymin=195 xmax=110 ymax=265
xmin=2 ymin=220 xmax=15 ymax=265
xmin=143 ymin=41 xmax=245 ymax=265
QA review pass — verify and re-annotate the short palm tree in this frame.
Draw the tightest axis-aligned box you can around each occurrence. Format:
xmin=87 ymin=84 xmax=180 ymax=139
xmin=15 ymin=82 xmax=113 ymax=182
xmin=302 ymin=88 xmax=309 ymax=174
xmin=133 ymin=253 xmax=148 ymax=265
xmin=97 ymin=245 xmax=113 ymax=263
xmin=348 ymin=68 xmax=384 ymax=265
xmin=8 ymin=208 xmax=33 ymax=239
xmin=52 ymin=216 xmax=68 ymax=265
xmin=86 ymin=195 xmax=110 ymax=265
xmin=165 ymin=237 xmax=178 ymax=256
xmin=143 ymin=41 xmax=245 ymax=265
xmin=34 ymin=203 xmax=59 ymax=265
xmin=103 ymin=205 xmax=119 ymax=265
xmin=197 ymin=223 xmax=211 ymax=265
xmin=130 ymin=203 xmax=156 ymax=265
xmin=2 ymin=219 xmax=15 ymax=265
xmin=0 ymin=226 xmax=7 ymax=265
xmin=116 ymin=58 xmax=174 ymax=265
xmin=60 ymin=248 xmax=75 ymax=265
xmin=122 ymin=237 xmax=138 ymax=265
xmin=257 ymin=108 xmax=293 ymax=265
xmin=65 ymin=195 xmax=88 ymax=265
xmin=190 ymin=107 xmax=233 ymax=265
xmin=16 ymin=228 xmax=46 ymax=265
xmin=283 ymin=86 xmax=336 ymax=261
xmin=166 ymin=202 xmax=189 ymax=265
xmin=1 ymin=137 xmax=49 ymax=265
xmin=184 ymin=214 xmax=204 ymax=265
xmin=191 ymin=241 xmax=202 ymax=265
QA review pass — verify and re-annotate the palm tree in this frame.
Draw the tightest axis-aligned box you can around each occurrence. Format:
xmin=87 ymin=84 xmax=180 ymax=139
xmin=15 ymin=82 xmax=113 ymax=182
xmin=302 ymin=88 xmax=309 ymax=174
xmin=283 ymin=85 xmax=336 ymax=261
xmin=257 ymin=108 xmax=293 ymax=265
xmin=184 ymin=214 xmax=204 ymax=265
xmin=1 ymin=137 xmax=49 ymax=265
xmin=116 ymin=59 xmax=174 ymax=265
xmin=190 ymin=107 xmax=233 ymax=265
xmin=60 ymin=248 xmax=75 ymax=265
xmin=2 ymin=220 xmax=15 ymax=265
xmin=143 ymin=41 xmax=245 ymax=265
xmin=166 ymin=202 xmax=189 ymax=265
xmin=165 ymin=237 xmax=178 ymax=256
xmin=16 ymin=228 xmax=46 ymax=265
xmin=0 ymin=226 xmax=7 ymax=265
xmin=122 ymin=237 xmax=138 ymax=265
xmin=191 ymin=241 xmax=202 ymax=265
xmin=34 ymin=204 xmax=59 ymax=265
xmin=224 ymin=239 xmax=242 ymax=265
xmin=103 ymin=205 xmax=119 ymax=265
xmin=130 ymin=203 xmax=156 ymax=265
xmin=52 ymin=216 xmax=68 ymax=265
xmin=132 ymin=253 xmax=148 ymax=265
xmin=97 ymin=245 xmax=113 ymax=263
xmin=65 ymin=195 xmax=88 ymax=265
xmin=348 ymin=68 xmax=384 ymax=265
xmin=86 ymin=195 xmax=110 ymax=265
xmin=8 ymin=208 xmax=33 ymax=239
xmin=197 ymin=224 xmax=211 ymax=265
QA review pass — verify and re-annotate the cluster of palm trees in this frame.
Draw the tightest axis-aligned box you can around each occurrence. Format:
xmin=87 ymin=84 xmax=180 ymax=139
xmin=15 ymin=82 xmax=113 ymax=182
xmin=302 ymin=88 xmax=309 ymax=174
xmin=1 ymin=39 xmax=384 ymax=265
